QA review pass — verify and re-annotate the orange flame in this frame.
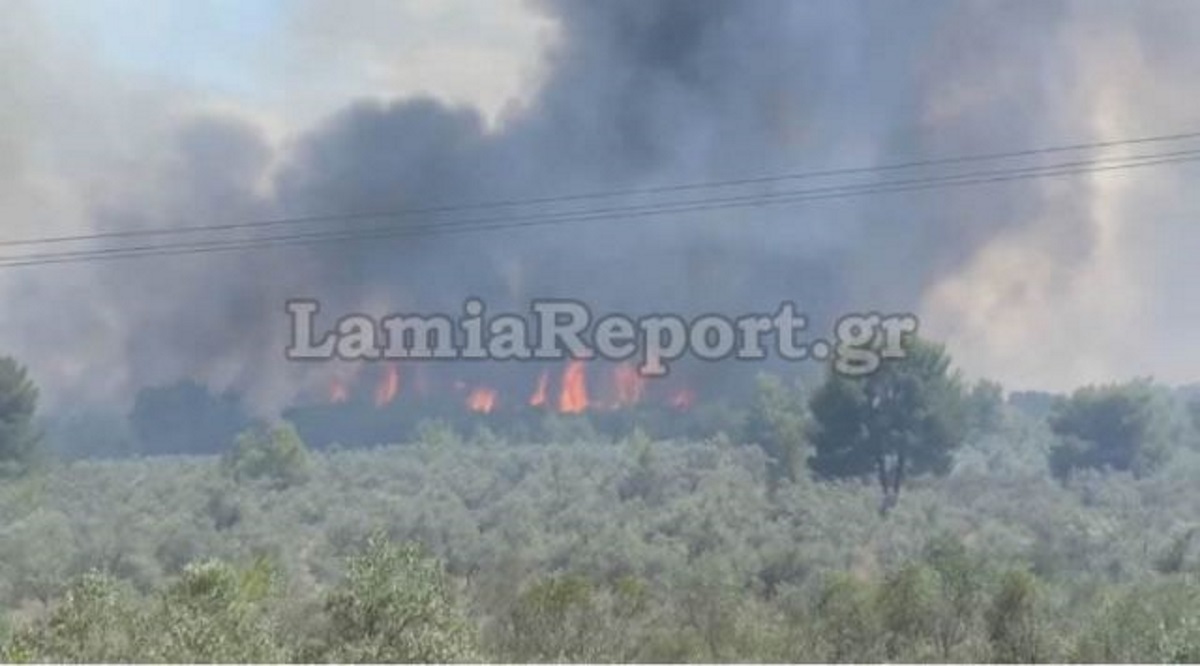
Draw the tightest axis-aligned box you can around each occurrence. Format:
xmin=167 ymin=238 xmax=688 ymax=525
xmin=329 ymin=377 xmax=349 ymax=404
xmin=466 ymin=386 xmax=498 ymax=413
xmin=612 ymin=363 xmax=645 ymax=408
xmin=558 ymin=360 xmax=589 ymax=414
xmin=529 ymin=370 xmax=550 ymax=407
xmin=374 ymin=363 xmax=400 ymax=407
xmin=668 ymin=388 xmax=696 ymax=411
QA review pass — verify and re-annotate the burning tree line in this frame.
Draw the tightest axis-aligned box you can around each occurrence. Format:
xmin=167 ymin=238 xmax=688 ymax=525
xmin=272 ymin=358 xmax=717 ymax=452
xmin=323 ymin=359 xmax=697 ymax=415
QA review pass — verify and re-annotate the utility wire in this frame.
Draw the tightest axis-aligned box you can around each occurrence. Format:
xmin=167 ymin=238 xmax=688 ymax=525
xmin=1 ymin=147 xmax=1196 ymax=269
xmin=2 ymin=129 xmax=1200 ymax=249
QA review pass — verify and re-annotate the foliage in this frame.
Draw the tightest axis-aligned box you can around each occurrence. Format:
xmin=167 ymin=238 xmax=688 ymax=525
xmin=965 ymin=379 xmax=1006 ymax=435
xmin=5 ymin=403 xmax=1200 ymax=662
xmin=495 ymin=573 xmax=651 ymax=661
xmin=144 ymin=558 xmax=286 ymax=662
xmin=743 ymin=373 xmax=808 ymax=484
xmin=414 ymin=418 xmax=464 ymax=448
xmin=2 ymin=573 xmax=139 ymax=663
xmin=5 ymin=560 xmax=286 ymax=663
xmin=0 ymin=356 xmax=40 ymax=477
xmin=1048 ymin=379 xmax=1183 ymax=479
xmin=221 ymin=421 xmax=310 ymax=488
xmin=319 ymin=533 xmax=477 ymax=663
xmin=809 ymin=337 xmax=967 ymax=510
xmin=986 ymin=569 xmax=1048 ymax=663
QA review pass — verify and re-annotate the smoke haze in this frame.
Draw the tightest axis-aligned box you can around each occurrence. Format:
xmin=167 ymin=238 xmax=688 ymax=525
xmin=3 ymin=0 xmax=1200 ymax=414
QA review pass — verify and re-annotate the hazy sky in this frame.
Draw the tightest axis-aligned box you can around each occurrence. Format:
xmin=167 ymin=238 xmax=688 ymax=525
xmin=4 ymin=0 xmax=1200 ymax=411
xmin=24 ymin=0 xmax=552 ymax=127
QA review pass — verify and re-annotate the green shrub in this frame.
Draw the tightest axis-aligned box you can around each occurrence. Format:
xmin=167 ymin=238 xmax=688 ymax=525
xmin=319 ymin=533 xmax=477 ymax=663
xmin=986 ymin=569 xmax=1049 ymax=663
xmin=221 ymin=421 xmax=310 ymax=488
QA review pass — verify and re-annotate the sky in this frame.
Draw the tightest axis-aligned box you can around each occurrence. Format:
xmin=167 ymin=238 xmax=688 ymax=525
xmin=25 ymin=0 xmax=552 ymax=129
xmin=3 ymin=0 xmax=1200 ymax=412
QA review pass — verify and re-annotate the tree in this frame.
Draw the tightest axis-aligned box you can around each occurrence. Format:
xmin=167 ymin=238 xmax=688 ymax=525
xmin=0 ymin=356 xmax=39 ymax=476
xmin=319 ymin=533 xmax=477 ymax=663
xmin=1048 ymin=379 xmax=1179 ymax=480
xmin=221 ymin=421 xmax=310 ymax=488
xmin=808 ymin=337 xmax=966 ymax=512
xmin=145 ymin=559 xmax=285 ymax=662
xmin=743 ymin=373 xmax=808 ymax=484
xmin=964 ymin=379 xmax=1006 ymax=435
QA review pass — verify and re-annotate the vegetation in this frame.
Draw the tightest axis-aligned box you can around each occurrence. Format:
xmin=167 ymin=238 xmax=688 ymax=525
xmin=221 ymin=422 xmax=311 ymax=488
xmin=6 ymin=344 xmax=1200 ymax=661
xmin=0 ymin=356 xmax=40 ymax=477
xmin=809 ymin=338 xmax=967 ymax=512
xmin=1048 ymin=379 xmax=1184 ymax=479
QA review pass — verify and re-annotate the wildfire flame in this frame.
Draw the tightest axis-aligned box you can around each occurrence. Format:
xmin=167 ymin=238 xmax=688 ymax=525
xmin=323 ymin=360 xmax=696 ymax=415
xmin=329 ymin=378 xmax=349 ymax=404
xmin=374 ymin=363 xmax=401 ymax=407
xmin=529 ymin=370 xmax=549 ymax=407
xmin=558 ymin=360 xmax=589 ymax=414
xmin=466 ymin=386 xmax=498 ymax=413
xmin=668 ymin=388 xmax=696 ymax=411
xmin=612 ymin=363 xmax=645 ymax=408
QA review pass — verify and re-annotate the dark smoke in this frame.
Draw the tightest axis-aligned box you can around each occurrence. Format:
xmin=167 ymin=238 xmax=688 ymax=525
xmin=7 ymin=0 xmax=1200 ymax=414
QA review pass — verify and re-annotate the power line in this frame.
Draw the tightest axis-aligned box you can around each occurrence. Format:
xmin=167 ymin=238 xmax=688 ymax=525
xmin=3 ymin=128 xmax=1200 ymax=249
xmin=1 ymin=147 xmax=1196 ymax=269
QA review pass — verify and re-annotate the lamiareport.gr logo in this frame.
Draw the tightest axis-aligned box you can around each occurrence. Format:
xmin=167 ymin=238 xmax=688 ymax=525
xmin=285 ymin=298 xmax=919 ymax=377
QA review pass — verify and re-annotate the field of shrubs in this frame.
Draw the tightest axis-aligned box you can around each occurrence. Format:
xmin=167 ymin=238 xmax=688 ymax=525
xmin=5 ymin=397 xmax=1200 ymax=662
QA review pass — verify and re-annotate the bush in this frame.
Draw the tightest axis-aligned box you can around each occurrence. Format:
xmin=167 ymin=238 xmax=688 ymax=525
xmin=221 ymin=422 xmax=310 ymax=488
xmin=318 ymin=533 xmax=477 ymax=663
xmin=144 ymin=559 xmax=286 ymax=662
xmin=986 ymin=570 xmax=1049 ymax=663
xmin=2 ymin=573 xmax=139 ymax=662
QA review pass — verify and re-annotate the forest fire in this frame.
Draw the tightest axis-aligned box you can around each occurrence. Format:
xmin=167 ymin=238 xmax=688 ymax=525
xmin=466 ymin=386 xmax=497 ymax=413
xmin=320 ymin=359 xmax=699 ymax=416
xmin=373 ymin=363 xmax=400 ymax=407
xmin=558 ymin=361 xmax=589 ymax=414
xmin=529 ymin=370 xmax=549 ymax=407
xmin=612 ymin=363 xmax=645 ymax=408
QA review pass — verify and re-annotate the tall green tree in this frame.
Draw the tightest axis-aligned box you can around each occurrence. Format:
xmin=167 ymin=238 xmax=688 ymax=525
xmin=0 ymin=356 xmax=40 ymax=475
xmin=808 ymin=337 xmax=966 ymax=512
xmin=1048 ymin=379 xmax=1179 ymax=480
